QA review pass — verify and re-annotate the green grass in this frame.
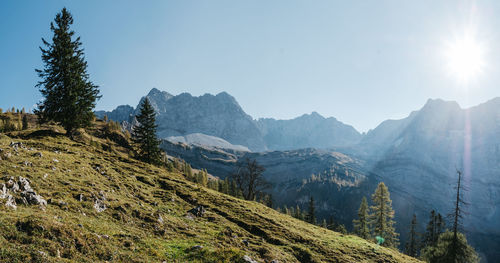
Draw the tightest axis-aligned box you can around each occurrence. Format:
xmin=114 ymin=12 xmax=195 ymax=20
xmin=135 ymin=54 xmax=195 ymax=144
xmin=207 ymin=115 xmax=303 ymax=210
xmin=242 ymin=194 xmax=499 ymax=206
xmin=0 ymin=123 xmax=422 ymax=262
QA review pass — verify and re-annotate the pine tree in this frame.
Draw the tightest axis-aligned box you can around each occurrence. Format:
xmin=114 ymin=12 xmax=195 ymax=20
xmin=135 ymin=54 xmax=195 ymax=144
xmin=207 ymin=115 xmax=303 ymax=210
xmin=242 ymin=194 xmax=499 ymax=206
xmin=327 ymin=216 xmax=335 ymax=230
xmin=423 ymin=210 xmax=445 ymax=249
xmin=405 ymin=214 xmax=419 ymax=257
xmin=294 ymin=205 xmax=302 ymax=220
xmin=306 ymin=196 xmax=316 ymax=224
xmin=353 ymin=196 xmax=370 ymax=239
xmin=132 ymin=98 xmax=162 ymax=164
xmin=22 ymin=115 xmax=29 ymax=130
xmin=35 ymin=8 xmax=100 ymax=134
xmin=421 ymin=231 xmax=478 ymax=263
xmin=369 ymin=182 xmax=399 ymax=248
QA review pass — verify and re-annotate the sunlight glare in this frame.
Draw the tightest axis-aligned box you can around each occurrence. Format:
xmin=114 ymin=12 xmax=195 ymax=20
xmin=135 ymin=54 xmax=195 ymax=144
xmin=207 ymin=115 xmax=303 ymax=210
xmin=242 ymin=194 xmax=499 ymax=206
xmin=445 ymin=32 xmax=485 ymax=84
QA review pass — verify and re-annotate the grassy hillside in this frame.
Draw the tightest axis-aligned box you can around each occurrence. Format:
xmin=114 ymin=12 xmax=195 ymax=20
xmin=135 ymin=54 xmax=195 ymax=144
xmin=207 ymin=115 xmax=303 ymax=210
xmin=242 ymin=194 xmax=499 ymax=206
xmin=0 ymin=121 xmax=421 ymax=262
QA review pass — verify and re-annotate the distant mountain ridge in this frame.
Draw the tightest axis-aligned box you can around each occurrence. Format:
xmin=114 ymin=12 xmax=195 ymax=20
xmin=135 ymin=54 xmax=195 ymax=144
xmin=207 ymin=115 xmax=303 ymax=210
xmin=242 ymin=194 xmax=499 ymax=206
xmin=96 ymin=88 xmax=362 ymax=151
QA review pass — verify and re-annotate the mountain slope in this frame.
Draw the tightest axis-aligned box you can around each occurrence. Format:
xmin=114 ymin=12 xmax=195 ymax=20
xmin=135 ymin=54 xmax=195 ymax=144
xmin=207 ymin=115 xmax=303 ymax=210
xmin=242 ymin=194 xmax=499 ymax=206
xmin=358 ymin=98 xmax=500 ymax=261
xmin=258 ymin=112 xmax=362 ymax=150
xmin=0 ymin=123 xmax=420 ymax=263
xmin=97 ymin=89 xmax=363 ymax=152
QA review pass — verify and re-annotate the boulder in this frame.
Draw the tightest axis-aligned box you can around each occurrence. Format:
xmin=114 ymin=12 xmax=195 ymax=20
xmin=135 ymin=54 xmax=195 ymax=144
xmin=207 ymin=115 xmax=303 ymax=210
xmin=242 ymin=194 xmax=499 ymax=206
xmin=5 ymin=195 xmax=16 ymax=209
xmin=188 ymin=205 xmax=206 ymax=217
xmin=243 ymin=255 xmax=258 ymax=263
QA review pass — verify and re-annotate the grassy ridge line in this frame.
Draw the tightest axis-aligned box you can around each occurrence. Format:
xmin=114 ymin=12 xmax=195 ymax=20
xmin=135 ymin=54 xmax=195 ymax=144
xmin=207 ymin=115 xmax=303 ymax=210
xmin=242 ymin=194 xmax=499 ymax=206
xmin=0 ymin=124 xmax=421 ymax=262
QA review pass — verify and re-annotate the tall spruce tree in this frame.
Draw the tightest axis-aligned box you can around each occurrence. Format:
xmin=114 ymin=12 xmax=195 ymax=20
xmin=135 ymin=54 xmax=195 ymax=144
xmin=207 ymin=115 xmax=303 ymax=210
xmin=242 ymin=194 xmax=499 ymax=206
xmin=405 ymin=214 xmax=419 ymax=257
xmin=306 ymin=196 xmax=316 ymax=224
xmin=423 ymin=210 xmax=446 ymax=249
xmin=35 ymin=8 xmax=100 ymax=134
xmin=132 ymin=98 xmax=162 ymax=164
xmin=369 ymin=182 xmax=399 ymax=248
xmin=353 ymin=196 xmax=370 ymax=239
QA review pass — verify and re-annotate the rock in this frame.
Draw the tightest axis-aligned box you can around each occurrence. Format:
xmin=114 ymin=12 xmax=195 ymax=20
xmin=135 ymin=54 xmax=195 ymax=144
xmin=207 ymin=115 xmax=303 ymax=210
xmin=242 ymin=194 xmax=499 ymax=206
xmin=34 ymin=152 xmax=43 ymax=158
xmin=0 ymin=183 xmax=7 ymax=199
xmin=271 ymin=260 xmax=280 ymax=263
xmin=242 ymin=255 xmax=258 ymax=263
xmin=22 ymin=190 xmax=47 ymax=206
xmin=94 ymin=199 xmax=106 ymax=213
xmin=53 ymin=159 xmax=59 ymax=163
xmin=187 ymin=205 xmax=206 ymax=217
xmin=43 ymin=173 xmax=48 ymax=179
xmin=191 ymin=245 xmax=203 ymax=250
xmin=5 ymin=195 xmax=16 ymax=209
xmin=6 ymin=178 xmax=19 ymax=192
xmin=18 ymin=176 xmax=32 ymax=191
xmin=75 ymin=194 xmax=84 ymax=202
xmin=158 ymin=214 xmax=164 ymax=224
xmin=242 ymin=239 xmax=249 ymax=246
xmin=23 ymin=161 xmax=33 ymax=167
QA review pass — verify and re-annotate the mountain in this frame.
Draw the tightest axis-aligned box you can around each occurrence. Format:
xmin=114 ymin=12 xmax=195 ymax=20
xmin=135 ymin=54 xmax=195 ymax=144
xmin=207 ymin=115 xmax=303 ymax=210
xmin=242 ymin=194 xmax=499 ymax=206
xmin=166 ymin=133 xmax=250 ymax=152
xmin=161 ymin=97 xmax=500 ymax=262
xmin=257 ymin=112 xmax=362 ymax=150
xmin=97 ymin=88 xmax=364 ymax=151
xmin=97 ymin=88 xmax=267 ymax=151
xmin=0 ymin=121 xmax=421 ymax=263
xmin=358 ymin=98 xmax=500 ymax=261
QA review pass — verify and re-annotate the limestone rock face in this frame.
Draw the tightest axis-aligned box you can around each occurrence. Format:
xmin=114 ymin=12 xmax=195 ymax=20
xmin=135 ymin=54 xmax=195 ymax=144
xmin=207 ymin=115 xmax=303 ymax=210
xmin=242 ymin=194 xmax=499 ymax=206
xmin=257 ymin=112 xmax=362 ymax=150
xmin=97 ymin=89 xmax=363 ymax=152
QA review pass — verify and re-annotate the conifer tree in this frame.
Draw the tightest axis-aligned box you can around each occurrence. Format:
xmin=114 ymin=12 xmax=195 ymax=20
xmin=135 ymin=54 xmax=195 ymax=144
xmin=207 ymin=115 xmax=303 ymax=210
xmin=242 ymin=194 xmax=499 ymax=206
xmin=294 ymin=205 xmax=302 ymax=220
xmin=423 ymin=210 xmax=445 ymax=248
xmin=306 ymin=196 xmax=316 ymax=224
xmin=327 ymin=216 xmax=335 ymax=230
xmin=35 ymin=8 xmax=100 ymax=134
xmin=369 ymin=182 xmax=399 ymax=248
xmin=22 ymin=115 xmax=29 ymax=130
xmin=405 ymin=214 xmax=419 ymax=257
xmin=132 ymin=98 xmax=162 ymax=164
xmin=353 ymin=196 xmax=370 ymax=239
xmin=421 ymin=231 xmax=478 ymax=263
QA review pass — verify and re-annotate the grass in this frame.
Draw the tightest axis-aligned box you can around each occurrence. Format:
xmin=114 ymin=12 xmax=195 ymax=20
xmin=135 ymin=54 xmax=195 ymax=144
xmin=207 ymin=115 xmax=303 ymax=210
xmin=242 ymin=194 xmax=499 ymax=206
xmin=0 ymin=121 xmax=422 ymax=262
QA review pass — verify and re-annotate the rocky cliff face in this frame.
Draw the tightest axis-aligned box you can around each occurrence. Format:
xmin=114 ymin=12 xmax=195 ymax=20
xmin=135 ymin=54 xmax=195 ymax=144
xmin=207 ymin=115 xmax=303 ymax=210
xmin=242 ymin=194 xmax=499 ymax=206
xmin=257 ymin=112 xmax=362 ymax=150
xmin=97 ymin=88 xmax=363 ymax=152
xmin=98 ymin=88 xmax=267 ymax=151
xmin=358 ymin=98 xmax=500 ymax=261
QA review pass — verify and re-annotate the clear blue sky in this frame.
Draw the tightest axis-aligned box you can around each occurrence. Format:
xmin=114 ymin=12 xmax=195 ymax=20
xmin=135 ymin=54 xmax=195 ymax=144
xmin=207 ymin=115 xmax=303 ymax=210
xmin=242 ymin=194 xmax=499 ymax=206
xmin=1 ymin=0 xmax=500 ymax=132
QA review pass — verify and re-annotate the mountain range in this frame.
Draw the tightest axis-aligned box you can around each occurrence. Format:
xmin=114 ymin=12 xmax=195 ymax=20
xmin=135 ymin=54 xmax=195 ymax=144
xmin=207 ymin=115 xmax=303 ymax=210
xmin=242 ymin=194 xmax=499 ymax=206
xmin=96 ymin=88 xmax=362 ymax=151
xmin=97 ymin=88 xmax=500 ymax=262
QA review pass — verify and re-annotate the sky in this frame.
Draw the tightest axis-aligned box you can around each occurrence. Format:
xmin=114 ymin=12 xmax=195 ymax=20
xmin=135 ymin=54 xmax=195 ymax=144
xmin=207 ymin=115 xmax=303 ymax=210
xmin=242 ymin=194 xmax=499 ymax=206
xmin=1 ymin=0 xmax=500 ymax=132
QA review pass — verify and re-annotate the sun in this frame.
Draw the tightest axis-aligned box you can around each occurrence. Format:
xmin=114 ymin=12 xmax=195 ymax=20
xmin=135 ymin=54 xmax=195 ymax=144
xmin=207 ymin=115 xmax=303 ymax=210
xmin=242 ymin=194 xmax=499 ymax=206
xmin=444 ymin=33 xmax=485 ymax=84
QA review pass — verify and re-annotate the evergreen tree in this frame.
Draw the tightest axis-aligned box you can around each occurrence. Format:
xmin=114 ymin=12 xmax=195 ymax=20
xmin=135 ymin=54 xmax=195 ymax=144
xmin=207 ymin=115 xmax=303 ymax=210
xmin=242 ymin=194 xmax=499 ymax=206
xmin=22 ymin=115 xmax=29 ymax=130
xmin=327 ymin=216 xmax=335 ymax=230
xmin=294 ymin=205 xmax=302 ymax=220
xmin=421 ymin=231 xmax=479 ymax=263
xmin=336 ymin=224 xmax=347 ymax=234
xmin=306 ymin=196 xmax=316 ymax=224
xmin=353 ymin=196 xmax=370 ymax=239
xmin=369 ymin=182 xmax=399 ymax=248
xmin=132 ymin=98 xmax=162 ymax=164
xmin=35 ymin=8 xmax=100 ymax=134
xmin=423 ymin=210 xmax=445 ymax=248
xmin=405 ymin=214 xmax=419 ymax=257
xmin=322 ymin=219 xmax=328 ymax=228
